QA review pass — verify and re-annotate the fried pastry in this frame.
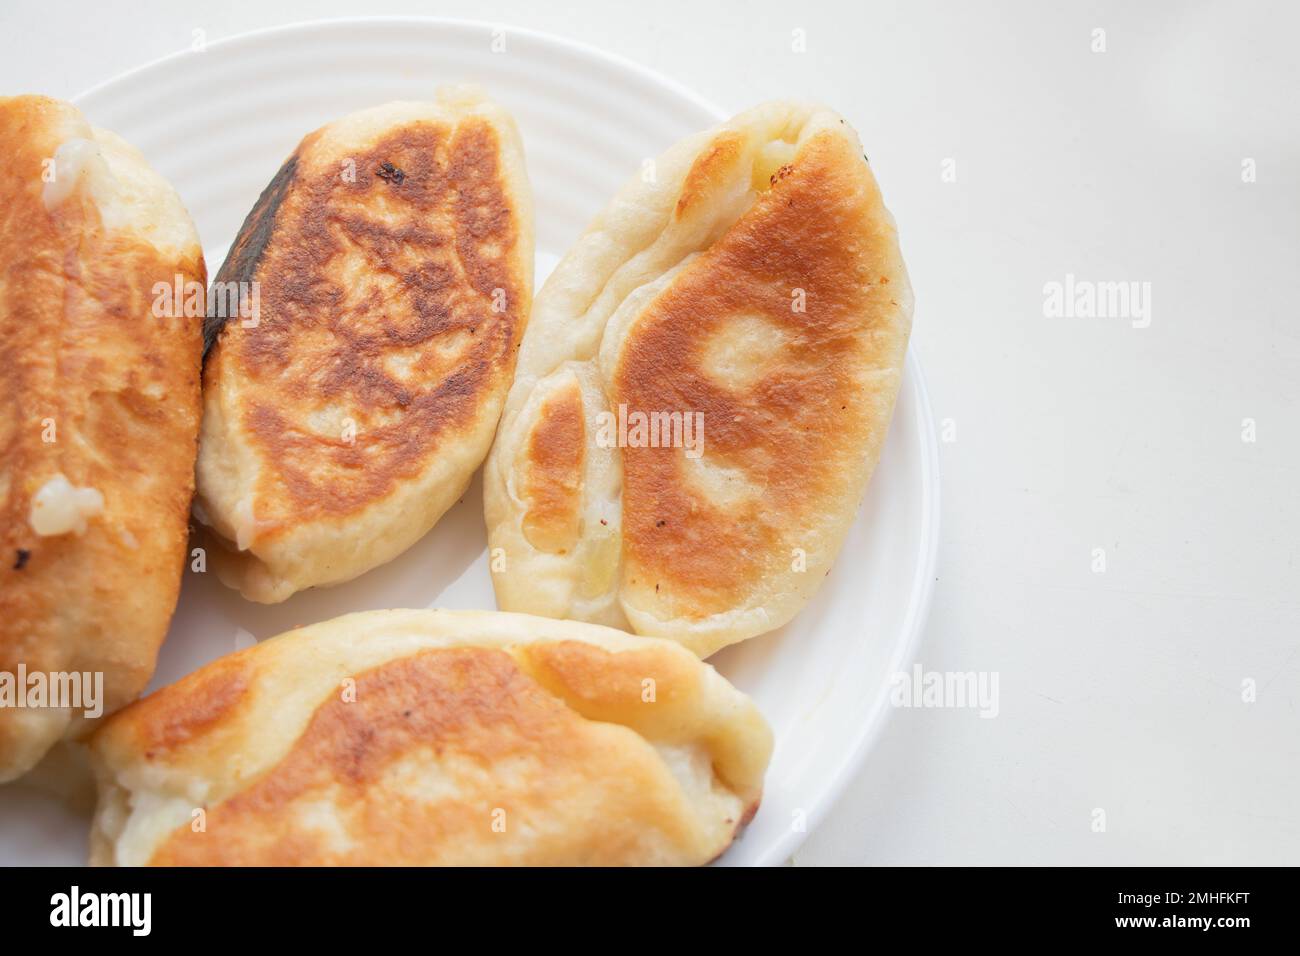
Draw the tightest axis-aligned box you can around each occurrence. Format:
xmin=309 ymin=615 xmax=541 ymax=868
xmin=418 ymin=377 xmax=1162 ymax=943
xmin=0 ymin=95 xmax=204 ymax=780
xmin=87 ymin=609 xmax=772 ymax=866
xmin=485 ymin=101 xmax=913 ymax=656
xmin=197 ymin=89 xmax=533 ymax=602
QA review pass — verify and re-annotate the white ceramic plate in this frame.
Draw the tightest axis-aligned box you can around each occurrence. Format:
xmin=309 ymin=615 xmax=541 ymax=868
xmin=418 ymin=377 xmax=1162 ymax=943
xmin=0 ymin=17 xmax=939 ymax=866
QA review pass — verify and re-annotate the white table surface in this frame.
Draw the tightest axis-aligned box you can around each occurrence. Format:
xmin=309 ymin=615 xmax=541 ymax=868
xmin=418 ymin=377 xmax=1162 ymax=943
xmin=3 ymin=0 xmax=1296 ymax=866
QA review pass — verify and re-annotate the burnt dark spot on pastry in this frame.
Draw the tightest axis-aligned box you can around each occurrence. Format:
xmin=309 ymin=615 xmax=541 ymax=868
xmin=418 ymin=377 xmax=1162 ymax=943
xmin=13 ymin=548 xmax=30 ymax=570
xmin=203 ymin=153 xmax=300 ymax=359
xmin=769 ymin=164 xmax=795 ymax=187
xmin=375 ymin=162 xmax=406 ymax=185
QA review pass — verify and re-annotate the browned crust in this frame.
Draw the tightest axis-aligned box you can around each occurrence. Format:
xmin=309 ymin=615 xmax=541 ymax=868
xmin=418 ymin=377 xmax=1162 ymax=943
xmin=204 ymin=116 xmax=527 ymax=535
xmin=612 ymin=130 xmax=902 ymax=616
xmin=122 ymin=655 xmax=251 ymax=757
xmin=520 ymin=379 xmax=586 ymax=553
xmin=142 ymin=647 xmax=703 ymax=866
xmin=675 ymin=130 xmax=745 ymax=219
xmin=515 ymin=639 xmax=698 ymax=721
xmin=0 ymin=96 xmax=203 ymax=739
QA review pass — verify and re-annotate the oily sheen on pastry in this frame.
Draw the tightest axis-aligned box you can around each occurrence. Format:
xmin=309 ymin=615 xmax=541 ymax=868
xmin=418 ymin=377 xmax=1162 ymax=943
xmin=484 ymin=101 xmax=913 ymax=657
xmin=0 ymin=95 xmax=205 ymax=781
xmin=87 ymin=609 xmax=772 ymax=866
xmin=196 ymin=88 xmax=533 ymax=603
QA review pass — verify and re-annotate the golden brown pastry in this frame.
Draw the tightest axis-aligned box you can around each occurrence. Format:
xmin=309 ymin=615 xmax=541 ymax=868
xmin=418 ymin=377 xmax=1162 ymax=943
xmin=0 ymin=94 xmax=204 ymax=781
xmin=87 ymin=609 xmax=772 ymax=866
xmin=197 ymin=88 xmax=533 ymax=603
xmin=485 ymin=101 xmax=913 ymax=656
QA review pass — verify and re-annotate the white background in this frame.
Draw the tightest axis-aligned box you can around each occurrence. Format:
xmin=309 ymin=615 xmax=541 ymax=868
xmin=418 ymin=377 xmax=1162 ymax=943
xmin=2 ymin=0 xmax=1297 ymax=865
